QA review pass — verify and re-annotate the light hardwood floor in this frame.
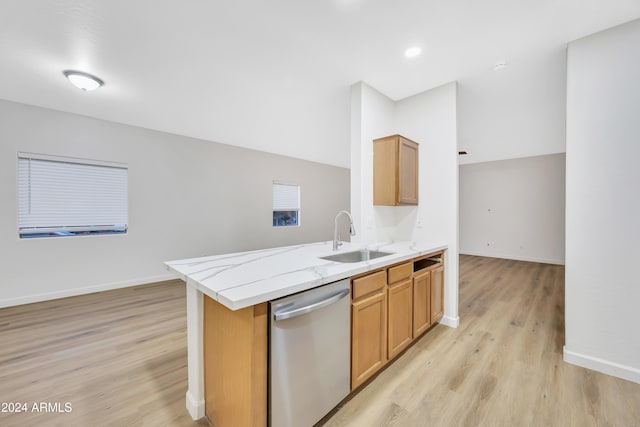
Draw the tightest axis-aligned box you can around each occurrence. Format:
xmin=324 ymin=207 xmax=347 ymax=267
xmin=1 ymin=257 xmax=639 ymax=427
xmin=0 ymin=280 xmax=208 ymax=427
xmin=324 ymin=255 xmax=640 ymax=427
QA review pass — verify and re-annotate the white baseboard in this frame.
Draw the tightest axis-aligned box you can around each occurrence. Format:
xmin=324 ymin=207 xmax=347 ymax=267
xmin=439 ymin=315 xmax=460 ymax=328
xmin=563 ymin=346 xmax=640 ymax=384
xmin=0 ymin=273 xmax=176 ymax=308
xmin=185 ymin=390 xmax=205 ymax=420
xmin=459 ymin=250 xmax=565 ymax=266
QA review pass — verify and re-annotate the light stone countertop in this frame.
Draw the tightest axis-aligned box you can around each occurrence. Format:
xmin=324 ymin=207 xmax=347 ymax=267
xmin=164 ymin=240 xmax=447 ymax=310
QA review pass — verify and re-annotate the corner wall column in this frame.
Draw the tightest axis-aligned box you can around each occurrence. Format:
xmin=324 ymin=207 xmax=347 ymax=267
xmin=185 ymin=284 xmax=205 ymax=419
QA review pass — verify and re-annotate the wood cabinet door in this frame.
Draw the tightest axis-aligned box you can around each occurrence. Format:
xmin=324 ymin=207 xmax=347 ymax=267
xmin=387 ymin=279 xmax=413 ymax=359
xmin=374 ymin=135 xmax=419 ymax=206
xmin=351 ymin=291 xmax=387 ymax=390
xmin=430 ymin=265 xmax=444 ymax=324
xmin=398 ymin=137 xmax=419 ymax=205
xmin=412 ymin=270 xmax=431 ymax=337
xmin=373 ymin=136 xmax=398 ymax=206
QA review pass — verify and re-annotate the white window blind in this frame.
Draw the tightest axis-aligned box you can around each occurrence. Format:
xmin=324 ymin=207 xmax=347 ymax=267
xmin=272 ymin=183 xmax=300 ymax=211
xmin=272 ymin=182 xmax=300 ymax=227
xmin=17 ymin=152 xmax=128 ymax=237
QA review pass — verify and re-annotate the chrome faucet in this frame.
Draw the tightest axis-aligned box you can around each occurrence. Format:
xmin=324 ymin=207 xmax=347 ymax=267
xmin=333 ymin=211 xmax=356 ymax=251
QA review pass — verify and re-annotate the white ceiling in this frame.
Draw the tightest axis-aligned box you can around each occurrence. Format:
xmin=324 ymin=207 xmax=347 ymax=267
xmin=1 ymin=1 xmax=639 ymax=168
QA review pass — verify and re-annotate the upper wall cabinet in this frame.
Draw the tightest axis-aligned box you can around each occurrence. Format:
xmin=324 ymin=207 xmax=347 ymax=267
xmin=373 ymin=135 xmax=419 ymax=206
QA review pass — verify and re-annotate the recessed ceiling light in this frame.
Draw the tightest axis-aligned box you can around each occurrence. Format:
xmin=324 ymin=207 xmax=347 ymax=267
xmin=63 ymin=70 xmax=104 ymax=91
xmin=404 ymin=46 xmax=422 ymax=58
xmin=493 ymin=61 xmax=508 ymax=71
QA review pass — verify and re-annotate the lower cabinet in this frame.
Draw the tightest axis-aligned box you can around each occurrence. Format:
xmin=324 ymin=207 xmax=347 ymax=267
xmin=412 ymin=269 xmax=432 ymax=337
xmin=430 ymin=265 xmax=444 ymax=323
xmin=387 ymin=278 xmax=413 ymax=359
xmin=351 ymin=251 xmax=445 ymax=391
xmin=351 ymin=290 xmax=387 ymax=389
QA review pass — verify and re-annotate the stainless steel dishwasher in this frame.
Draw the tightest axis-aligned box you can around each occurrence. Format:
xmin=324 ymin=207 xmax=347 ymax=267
xmin=269 ymin=279 xmax=351 ymax=427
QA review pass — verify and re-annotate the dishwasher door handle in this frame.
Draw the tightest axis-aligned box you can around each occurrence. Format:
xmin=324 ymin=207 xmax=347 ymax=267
xmin=273 ymin=289 xmax=350 ymax=321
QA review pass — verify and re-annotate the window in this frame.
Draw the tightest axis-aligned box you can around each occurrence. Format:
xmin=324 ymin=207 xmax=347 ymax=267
xmin=272 ymin=182 xmax=300 ymax=227
xmin=17 ymin=152 xmax=128 ymax=238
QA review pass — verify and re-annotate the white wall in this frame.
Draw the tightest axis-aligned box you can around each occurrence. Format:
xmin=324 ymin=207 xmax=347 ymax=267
xmin=454 ymin=44 xmax=567 ymax=268
xmin=394 ymin=83 xmax=460 ymax=328
xmin=350 ymin=83 xmax=396 ymax=245
xmin=0 ymin=100 xmax=350 ymax=307
xmin=351 ymin=81 xmax=459 ymax=327
xmin=460 ymin=154 xmax=566 ymax=265
xmin=457 ymin=48 xmax=567 ymax=165
xmin=564 ymin=18 xmax=640 ymax=383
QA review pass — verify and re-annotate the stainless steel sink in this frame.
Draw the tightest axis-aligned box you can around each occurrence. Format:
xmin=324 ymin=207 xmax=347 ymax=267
xmin=320 ymin=250 xmax=394 ymax=263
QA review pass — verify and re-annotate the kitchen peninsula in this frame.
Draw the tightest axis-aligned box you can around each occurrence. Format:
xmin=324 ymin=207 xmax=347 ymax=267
xmin=165 ymin=240 xmax=449 ymax=426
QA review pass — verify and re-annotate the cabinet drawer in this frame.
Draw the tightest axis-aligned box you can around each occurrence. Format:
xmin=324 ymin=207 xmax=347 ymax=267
xmin=388 ymin=262 xmax=412 ymax=285
xmin=352 ymin=271 xmax=386 ymax=300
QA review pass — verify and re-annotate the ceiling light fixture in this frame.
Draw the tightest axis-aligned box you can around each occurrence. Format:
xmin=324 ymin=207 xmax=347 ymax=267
xmin=63 ymin=70 xmax=104 ymax=91
xmin=404 ymin=46 xmax=422 ymax=58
